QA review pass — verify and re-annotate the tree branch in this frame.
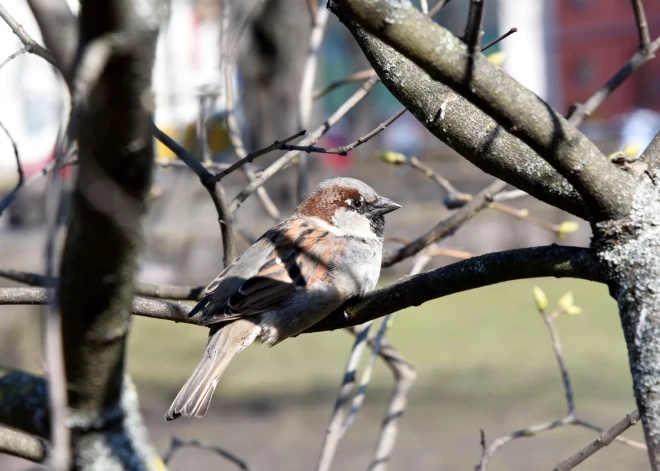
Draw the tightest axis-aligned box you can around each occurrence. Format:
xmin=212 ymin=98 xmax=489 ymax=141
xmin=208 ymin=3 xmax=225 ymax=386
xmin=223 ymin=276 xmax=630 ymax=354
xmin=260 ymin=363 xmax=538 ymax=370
xmin=27 ymin=0 xmax=78 ymax=84
xmin=0 ymin=266 xmax=204 ymax=301
xmin=0 ymin=3 xmax=57 ymax=67
xmin=382 ymin=179 xmax=507 ymax=267
xmin=152 ymin=123 xmax=236 ymax=266
xmin=308 ymin=246 xmax=603 ymax=333
xmin=345 ymin=21 xmax=588 ymax=219
xmin=331 ymin=0 xmax=635 ymax=221
xmin=0 ymin=120 xmax=23 ymax=217
xmin=567 ymin=36 xmax=660 ymax=127
xmin=554 ymin=410 xmax=641 ymax=471
xmin=463 ymin=0 xmax=484 ymax=53
xmin=228 ymin=75 xmax=380 ymax=214
xmin=0 ymin=247 xmax=603 ymax=332
xmin=0 ymin=427 xmax=48 ymax=464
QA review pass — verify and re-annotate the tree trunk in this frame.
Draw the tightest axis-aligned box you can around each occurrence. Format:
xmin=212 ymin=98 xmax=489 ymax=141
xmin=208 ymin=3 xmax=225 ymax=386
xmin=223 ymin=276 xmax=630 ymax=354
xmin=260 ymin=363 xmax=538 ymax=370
xmin=595 ymin=177 xmax=660 ymax=468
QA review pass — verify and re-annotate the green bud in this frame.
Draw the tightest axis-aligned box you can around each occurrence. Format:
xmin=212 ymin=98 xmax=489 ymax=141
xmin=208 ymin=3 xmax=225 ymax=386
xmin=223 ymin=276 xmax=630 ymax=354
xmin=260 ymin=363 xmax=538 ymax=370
xmin=533 ymin=286 xmax=548 ymax=312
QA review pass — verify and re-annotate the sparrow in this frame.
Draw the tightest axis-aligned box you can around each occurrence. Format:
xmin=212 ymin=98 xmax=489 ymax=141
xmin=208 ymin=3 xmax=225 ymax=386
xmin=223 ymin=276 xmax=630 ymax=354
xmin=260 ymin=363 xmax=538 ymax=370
xmin=165 ymin=177 xmax=400 ymax=420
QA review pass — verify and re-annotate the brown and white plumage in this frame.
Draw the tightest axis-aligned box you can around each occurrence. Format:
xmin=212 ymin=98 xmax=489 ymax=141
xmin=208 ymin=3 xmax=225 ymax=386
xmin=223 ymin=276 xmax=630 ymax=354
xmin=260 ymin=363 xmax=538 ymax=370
xmin=165 ymin=178 xmax=400 ymax=420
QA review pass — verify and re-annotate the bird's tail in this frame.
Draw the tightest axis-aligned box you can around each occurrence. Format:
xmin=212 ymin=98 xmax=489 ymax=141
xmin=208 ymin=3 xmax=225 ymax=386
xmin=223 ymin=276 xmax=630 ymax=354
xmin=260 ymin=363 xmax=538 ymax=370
xmin=165 ymin=319 xmax=259 ymax=420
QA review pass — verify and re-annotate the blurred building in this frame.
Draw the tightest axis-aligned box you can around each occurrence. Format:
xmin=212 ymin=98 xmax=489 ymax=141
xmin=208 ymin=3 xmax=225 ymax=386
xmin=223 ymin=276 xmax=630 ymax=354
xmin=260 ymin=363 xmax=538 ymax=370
xmin=499 ymin=0 xmax=660 ymax=118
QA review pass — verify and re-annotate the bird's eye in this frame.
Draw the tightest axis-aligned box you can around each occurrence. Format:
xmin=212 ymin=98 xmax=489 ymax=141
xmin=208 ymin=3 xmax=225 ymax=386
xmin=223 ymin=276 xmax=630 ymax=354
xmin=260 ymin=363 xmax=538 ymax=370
xmin=352 ymin=198 xmax=362 ymax=208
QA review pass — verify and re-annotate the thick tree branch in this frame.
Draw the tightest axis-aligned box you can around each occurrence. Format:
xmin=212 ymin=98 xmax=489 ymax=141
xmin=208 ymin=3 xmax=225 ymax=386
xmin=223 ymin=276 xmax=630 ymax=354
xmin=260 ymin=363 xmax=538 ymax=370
xmin=346 ymin=23 xmax=587 ymax=219
xmin=0 ymin=247 xmax=603 ymax=331
xmin=308 ymin=246 xmax=602 ymax=332
xmin=0 ymin=427 xmax=48 ymax=464
xmin=331 ymin=0 xmax=635 ymax=221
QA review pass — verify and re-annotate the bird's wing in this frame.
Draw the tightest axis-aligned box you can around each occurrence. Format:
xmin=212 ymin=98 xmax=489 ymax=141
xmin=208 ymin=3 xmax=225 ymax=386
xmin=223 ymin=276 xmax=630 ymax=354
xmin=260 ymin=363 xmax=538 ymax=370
xmin=193 ymin=219 xmax=343 ymax=326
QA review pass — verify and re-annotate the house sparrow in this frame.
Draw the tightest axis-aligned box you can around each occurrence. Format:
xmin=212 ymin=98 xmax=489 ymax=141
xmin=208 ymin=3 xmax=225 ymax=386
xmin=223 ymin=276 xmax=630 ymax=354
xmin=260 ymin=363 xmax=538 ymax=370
xmin=165 ymin=177 xmax=400 ymax=420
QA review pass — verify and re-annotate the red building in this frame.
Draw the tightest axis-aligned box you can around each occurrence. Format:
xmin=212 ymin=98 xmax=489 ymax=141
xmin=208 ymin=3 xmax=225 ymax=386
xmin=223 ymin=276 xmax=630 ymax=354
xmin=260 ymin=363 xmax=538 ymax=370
xmin=556 ymin=0 xmax=660 ymax=119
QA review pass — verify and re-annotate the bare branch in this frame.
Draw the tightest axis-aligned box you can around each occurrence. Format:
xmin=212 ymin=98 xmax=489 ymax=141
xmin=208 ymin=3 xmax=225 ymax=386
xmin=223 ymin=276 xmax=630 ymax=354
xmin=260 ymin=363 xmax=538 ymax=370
xmin=0 ymin=247 xmax=604 ymax=331
xmin=0 ymin=46 xmax=29 ymax=70
xmin=428 ymin=0 xmax=452 ymax=18
xmin=228 ymin=75 xmax=380 ymax=214
xmin=213 ymin=130 xmax=306 ymax=181
xmin=0 ymin=266 xmax=204 ymax=301
xmin=464 ymin=0 xmax=485 ymax=53
xmin=309 ymin=245 xmax=603 ymax=333
xmin=567 ymin=36 xmax=660 ymax=127
xmin=0 ymin=3 xmax=56 ymax=67
xmin=152 ymin=123 xmax=236 ymax=266
xmin=315 ymin=322 xmax=373 ymax=471
xmin=283 ymin=107 xmax=407 ymax=156
xmin=27 ymin=0 xmax=78 ymax=82
xmin=0 ymin=427 xmax=48 ymax=464
xmin=554 ymin=411 xmax=641 ymax=471
xmin=222 ymin=0 xmax=282 ymax=221
xmin=631 ymin=0 xmax=651 ymax=52
xmin=382 ymin=180 xmax=507 ymax=267
xmin=331 ymin=0 xmax=635 ymax=221
xmin=367 ymin=337 xmax=417 ymax=471
xmin=297 ymin=3 xmax=330 ymax=202
xmin=476 ymin=293 xmax=644 ymax=470
xmin=0 ymin=120 xmax=23 ymax=217
xmin=481 ymin=27 xmax=517 ymax=52
xmin=163 ymin=436 xmax=251 ymax=470
xmin=313 ymin=69 xmax=376 ymax=100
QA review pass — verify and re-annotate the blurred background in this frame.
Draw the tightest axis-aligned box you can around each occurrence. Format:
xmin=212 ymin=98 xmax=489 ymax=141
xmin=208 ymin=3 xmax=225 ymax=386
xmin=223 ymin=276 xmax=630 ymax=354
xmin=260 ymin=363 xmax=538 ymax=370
xmin=0 ymin=0 xmax=658 ymax=469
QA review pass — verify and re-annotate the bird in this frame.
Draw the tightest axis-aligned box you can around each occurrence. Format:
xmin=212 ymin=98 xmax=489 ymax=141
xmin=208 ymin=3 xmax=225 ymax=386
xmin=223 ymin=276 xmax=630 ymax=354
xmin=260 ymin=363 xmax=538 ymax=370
xmin=165 ymin=177 xmax=400 ymax=420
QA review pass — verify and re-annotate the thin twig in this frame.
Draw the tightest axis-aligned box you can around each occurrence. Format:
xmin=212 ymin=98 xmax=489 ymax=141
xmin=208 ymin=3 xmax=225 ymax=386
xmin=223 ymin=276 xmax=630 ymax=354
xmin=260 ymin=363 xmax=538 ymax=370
xmin=222 ymin=0 xmax=281 ymax=221
xmin=408 ymin=156 xmax=458 ymax=195
xmin=489 ymin=202 xmax=560 ymax=233
xmin=554 ymin=411 xmax=641 ymax=471
xmin=315 ymin=322 xmax=373 ymax=471
xmin=313 ymin=69 xmax=376 ymax=100
xmin=229 ymin=75 xmax=380 ymax=214
xmin=464 ymin=0 xmax=485 ymax=53
xmin=631 ymin=0 xmax=651 ymax=52
xmin=382 ymin=179 xmax=508 ymax=267
xmin=0 ymin=46 xmax=29 ymax=71
xmin=163 ymin=436 xmax=251 ymax=470
xmin=480 ymin=27 xmax=517 ymax=52
xmin=0 ymin=3 xmax=56 ymax=66
xmin=567 ymin=36 xmax=660 ymax=126
xmin=213 ymin=130 xmax=306 ymax=181
xmin=475 ymin=299 xmax=644 ymax=470
xmin=428 ymin=0 xmax=452 ymax=18
xmin=0 ymin=266 xmax=205 ymax=301
xmin=363 ymin=332 xmax=417 ymax=471
xmin=283 ymin=107 xmax=407 ymax=156
xmin=0 ymin=120 xmax=24 ymax=217
xmin=341 ymin=252 xmax=431 ymax=439
xmin=297 ymin=2 xmax=330 ymax=202
xmin=152 ymin=123 xmax=236 ymax=266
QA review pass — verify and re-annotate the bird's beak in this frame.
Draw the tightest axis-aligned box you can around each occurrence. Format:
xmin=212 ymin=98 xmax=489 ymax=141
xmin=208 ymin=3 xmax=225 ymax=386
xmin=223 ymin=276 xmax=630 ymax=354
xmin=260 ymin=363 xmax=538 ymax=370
xmin=371 ymin=196 xmax=401 ymax=216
